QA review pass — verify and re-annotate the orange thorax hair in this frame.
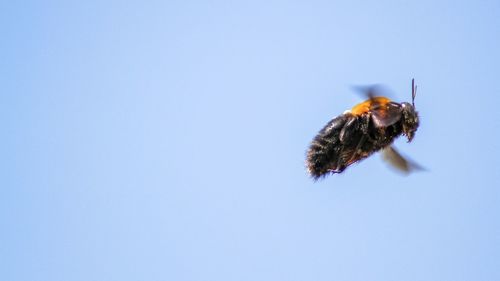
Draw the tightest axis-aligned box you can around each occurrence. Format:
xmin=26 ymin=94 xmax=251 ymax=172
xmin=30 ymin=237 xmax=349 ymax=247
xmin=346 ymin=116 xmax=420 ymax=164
xmin=350 ymin=96 xmax=392 ymax=116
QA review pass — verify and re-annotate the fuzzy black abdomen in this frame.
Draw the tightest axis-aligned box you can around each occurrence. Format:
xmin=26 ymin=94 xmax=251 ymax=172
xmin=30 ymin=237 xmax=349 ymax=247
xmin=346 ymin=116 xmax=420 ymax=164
xmin=306 ymin=114 xmax=351 ymax=178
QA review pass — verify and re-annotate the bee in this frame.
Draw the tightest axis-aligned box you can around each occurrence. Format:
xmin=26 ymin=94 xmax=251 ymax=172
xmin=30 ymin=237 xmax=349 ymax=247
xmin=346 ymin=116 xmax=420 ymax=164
xmin=306 ymin=79 xmax=421 ymax=179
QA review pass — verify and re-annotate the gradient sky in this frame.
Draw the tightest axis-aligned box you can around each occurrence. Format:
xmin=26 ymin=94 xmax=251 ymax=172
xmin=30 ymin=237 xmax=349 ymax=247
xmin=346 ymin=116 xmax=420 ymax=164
xmin=2 ymin=1 xmax=500 ymax=280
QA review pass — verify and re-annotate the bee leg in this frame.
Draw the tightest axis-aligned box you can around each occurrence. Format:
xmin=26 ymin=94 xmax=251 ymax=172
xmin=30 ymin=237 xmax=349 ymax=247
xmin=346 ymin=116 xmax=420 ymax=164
xmin=331 ymin=160 xmax=346 ymax=173
xmin=328 ymin=166 xmax=345 ymax=174
xmin=359 ymin=114 xmax=374 ymax=140
xmin=343 ymin=115 xmax=371 ymax=166
xmin=339 ymin=116 xmax=358 ymax=143
xmin=333 ymin=133 xmax=368 ymax=173
xmin=346 ymin=134 xmax=368 ymax=165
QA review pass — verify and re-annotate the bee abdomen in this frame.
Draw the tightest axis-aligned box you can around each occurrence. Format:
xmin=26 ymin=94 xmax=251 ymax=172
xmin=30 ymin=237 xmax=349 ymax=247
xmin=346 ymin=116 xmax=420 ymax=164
xmin=306 ymin=114 xmax=351 ymax=179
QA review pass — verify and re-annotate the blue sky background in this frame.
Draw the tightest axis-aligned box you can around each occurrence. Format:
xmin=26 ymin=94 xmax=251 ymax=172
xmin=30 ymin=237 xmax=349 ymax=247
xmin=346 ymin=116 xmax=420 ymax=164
xmin=2 ymin=1 xmax=500 ymax=280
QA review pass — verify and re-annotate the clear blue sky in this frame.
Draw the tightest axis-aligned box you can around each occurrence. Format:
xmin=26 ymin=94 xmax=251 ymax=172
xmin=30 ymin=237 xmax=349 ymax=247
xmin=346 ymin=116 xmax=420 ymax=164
xmin=2 ymin=1 xmax=500 ymax=280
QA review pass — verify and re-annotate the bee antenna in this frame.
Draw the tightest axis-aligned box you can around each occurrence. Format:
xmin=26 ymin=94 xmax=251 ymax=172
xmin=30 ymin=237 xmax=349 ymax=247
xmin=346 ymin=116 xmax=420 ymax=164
xmin=411 ymin=78 xmax=417 ymax=107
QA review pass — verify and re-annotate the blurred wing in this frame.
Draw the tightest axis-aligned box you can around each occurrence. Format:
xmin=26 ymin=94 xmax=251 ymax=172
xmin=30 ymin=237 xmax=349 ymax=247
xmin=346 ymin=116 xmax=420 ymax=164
xmin=381 ymin=146 xmax=423 ymax=174
xmin=371 ymin=102 xmax=402 ymax=127
xmin=352 ymin=84 xmax=394 ymax=100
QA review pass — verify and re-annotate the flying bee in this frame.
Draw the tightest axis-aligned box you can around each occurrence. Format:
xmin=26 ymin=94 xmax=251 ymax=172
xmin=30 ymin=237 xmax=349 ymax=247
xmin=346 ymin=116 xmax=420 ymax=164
xmin=306 ymin=79 xmax=421 ymax=179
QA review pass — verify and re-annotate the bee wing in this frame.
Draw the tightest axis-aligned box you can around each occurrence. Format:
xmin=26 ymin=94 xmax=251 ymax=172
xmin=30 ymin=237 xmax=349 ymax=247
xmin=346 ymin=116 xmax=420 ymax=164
xmin=371 ymin=102 xmax=402 ymax=127
xmin=381 ymin=146 xmax=424 ymax=174
xmin=352 ymin=84 xmax=394 ymax=100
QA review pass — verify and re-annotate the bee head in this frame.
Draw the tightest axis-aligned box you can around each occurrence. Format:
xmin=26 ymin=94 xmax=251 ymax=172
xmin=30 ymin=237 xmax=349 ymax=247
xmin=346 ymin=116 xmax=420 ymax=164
xmin=400 ymin=79 xmax=419 ymax=142
xmin=401 ymin=102 xmax=419 ymax=142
